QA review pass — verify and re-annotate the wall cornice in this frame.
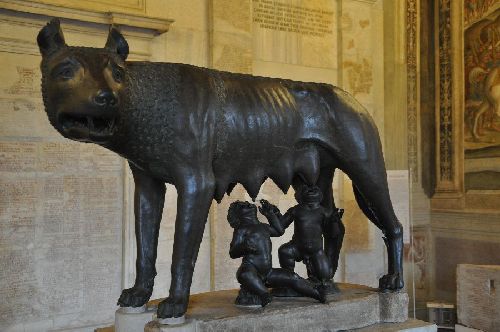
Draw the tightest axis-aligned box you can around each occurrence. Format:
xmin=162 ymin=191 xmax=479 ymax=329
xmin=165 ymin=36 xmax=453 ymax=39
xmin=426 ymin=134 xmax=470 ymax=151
xmin=0 ymin=0 xmax=174 ymax=34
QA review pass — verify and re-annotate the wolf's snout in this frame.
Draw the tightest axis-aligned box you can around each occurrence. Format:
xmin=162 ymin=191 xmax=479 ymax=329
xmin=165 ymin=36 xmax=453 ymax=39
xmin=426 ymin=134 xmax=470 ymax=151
xmin=93 ymin=90 xmax=117 ymax=107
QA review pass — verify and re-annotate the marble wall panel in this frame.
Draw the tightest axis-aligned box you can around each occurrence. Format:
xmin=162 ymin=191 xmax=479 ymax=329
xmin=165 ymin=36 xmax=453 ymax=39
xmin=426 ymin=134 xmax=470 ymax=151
xmin=252 ymin=0 xmax=337 ymax=69
xmin=212 ymin=31 xmax=253 ymax=73
xmin=343 ymin=228 xmax=386 ymax=288
xmin=0 ymin=28 xmax=127 ymax=328
xmin=340 ymin=0 xmax=384 ymax=137
xmin=0 ymin=53 xmax=55 ymax=139
xmin=252 ymin=60 xmax=338 ymax=84
xmin=0 ymin=145 xmax=124 ymax=331
xmin=147 ymin=0 xmax=208 ymax=29
xmin=213 ymin=0 xmax=252 ymax=34
xmin=162 ymin=29 xmax=209 ymax=67
xmin=341 ymin=176 xmax=373 ymax=252
xmin=210 ymin=0 xmax=253 ymax=73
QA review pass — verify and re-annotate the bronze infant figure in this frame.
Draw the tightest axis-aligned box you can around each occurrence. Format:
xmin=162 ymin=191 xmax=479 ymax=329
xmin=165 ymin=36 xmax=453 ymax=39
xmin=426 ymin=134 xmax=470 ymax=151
xmin=37 ymin=19 xmax=403 ymax=319
xmin=227 ymin=201 xmax=326 ymax=306
xmin=260 ymin=186 xmax=339 ymax=294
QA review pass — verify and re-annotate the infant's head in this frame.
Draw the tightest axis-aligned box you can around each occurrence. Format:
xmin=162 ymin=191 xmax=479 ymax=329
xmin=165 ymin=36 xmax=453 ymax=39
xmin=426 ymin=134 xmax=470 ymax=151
xmin=227 ymin=201 xmax=258 ymax=228
xmin=295 ymin=185 xmax=323 ymax=204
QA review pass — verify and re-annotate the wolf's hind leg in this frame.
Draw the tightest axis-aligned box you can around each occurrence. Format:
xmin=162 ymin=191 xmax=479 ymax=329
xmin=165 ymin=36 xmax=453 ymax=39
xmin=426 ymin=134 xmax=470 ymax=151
xmin=346 ymin=166 xmax=404 ymax=291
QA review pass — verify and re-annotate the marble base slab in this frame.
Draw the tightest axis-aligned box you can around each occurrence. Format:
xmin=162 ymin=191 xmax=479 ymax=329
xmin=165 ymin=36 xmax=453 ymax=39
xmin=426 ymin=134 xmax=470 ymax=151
xmin=455 ymin=324 xmax=484 ymax=332
xmin=115 ymin=306 xmax=155 ymax=332
xmin=142 ymin=283 xmax=409 ymax=331
xmin=145 ymin=320 xmax=437 ymax=332
xmin=354 ymin=319 xmax=437 ymax=331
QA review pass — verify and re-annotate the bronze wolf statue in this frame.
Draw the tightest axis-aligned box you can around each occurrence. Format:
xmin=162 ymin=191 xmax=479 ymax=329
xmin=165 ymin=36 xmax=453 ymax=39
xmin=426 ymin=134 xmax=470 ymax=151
xmin=37 ymin=19 xmax=403 ymax=318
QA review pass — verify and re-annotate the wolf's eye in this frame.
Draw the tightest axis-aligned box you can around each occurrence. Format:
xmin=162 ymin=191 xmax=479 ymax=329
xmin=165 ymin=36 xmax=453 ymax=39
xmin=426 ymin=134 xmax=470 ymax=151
xmin=113 ymin=69 xmax=123 ymax=82
xmin=60 ymin=68 xmax=74 ymax=79
xmin=112 ymin=66 xmax=124 ymax=83
xmin=52 ymin=65 xmax=75 ymax=80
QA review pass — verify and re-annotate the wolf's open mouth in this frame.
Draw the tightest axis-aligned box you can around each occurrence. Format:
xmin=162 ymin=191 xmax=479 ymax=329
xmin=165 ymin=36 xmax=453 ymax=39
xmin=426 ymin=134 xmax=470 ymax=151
xmin=59 ymin=113 xmax=116 ymax=138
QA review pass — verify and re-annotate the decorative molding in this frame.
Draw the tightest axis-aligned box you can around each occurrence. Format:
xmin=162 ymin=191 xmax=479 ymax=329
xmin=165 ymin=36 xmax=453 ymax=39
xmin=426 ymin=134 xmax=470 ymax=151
xmin=436 ymin=0 xmax=453 ymax=183
xmin=0 ymin=0 xmax=174 ymax=34
xmin=430 ymin=209 xmax=500 ymax=237
xmin=432 ymin=0 xmax=465 ymax=208
xmin=0 ymin=35 xmax=39 ymax=55
xmin=347 ymin=0 xmax=378 ymax=4
xmin=0 ymin=11 xmax=153 ymax=60
xmin=406 ymin=0 xmax=418 ymax=184
xmin=36 ymin=0 xmax=146 ymax=13
xmin=108 ymin=12 xmax=172 ymax=34
xmin=0 ymin=1 xmax=173 ymax=60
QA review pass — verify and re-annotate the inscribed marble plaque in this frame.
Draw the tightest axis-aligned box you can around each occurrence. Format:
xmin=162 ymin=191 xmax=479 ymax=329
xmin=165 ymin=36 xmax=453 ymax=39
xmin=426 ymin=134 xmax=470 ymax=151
xmin=0 ymin=49 xmax=124 ymax=331
xmin=252 ymin=0 xmax=337 ymax=69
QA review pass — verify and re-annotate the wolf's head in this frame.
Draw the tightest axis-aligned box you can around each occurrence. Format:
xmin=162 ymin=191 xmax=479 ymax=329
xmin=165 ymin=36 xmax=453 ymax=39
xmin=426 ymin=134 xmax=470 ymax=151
xmin=38 ymin=19 xmax=129 ymax=143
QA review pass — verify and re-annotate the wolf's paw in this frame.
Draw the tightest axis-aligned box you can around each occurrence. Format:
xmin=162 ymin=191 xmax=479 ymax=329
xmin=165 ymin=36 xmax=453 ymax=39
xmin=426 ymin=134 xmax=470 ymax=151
xmin=157 ymin=296 xmax=188 ymax=318
xmin=117 ymin=286 xmax=152 ymax=307
xmin=379 ymin=273 xmax=404 ymax=291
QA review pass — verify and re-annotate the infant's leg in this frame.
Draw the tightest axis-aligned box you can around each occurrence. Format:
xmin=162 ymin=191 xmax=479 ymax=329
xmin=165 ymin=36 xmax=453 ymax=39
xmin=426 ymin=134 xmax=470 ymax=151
xmin=267 ymin=269 xmax=325 ymax=303
xmin=237 ymin=264 xmax=270 ymax=305
xmin=309 ymin=249 xmax=333 ymax=282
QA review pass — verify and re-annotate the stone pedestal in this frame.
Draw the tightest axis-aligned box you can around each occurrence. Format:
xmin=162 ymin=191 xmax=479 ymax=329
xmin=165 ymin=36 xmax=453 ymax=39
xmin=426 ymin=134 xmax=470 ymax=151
xmin=115 ymin=306 xmax=155 ymax=332
xmin=355 ymin=319 xmax=437 ymax=332
xmin=455 ymin=324 xmax=484 ymax=332
xmin=457 ymin=264 xmax=500 ymax=331
xmin=139 ymin=284 xmax=433 ymax=332
xmin=110 ymin=284 xmax=437 ymax=331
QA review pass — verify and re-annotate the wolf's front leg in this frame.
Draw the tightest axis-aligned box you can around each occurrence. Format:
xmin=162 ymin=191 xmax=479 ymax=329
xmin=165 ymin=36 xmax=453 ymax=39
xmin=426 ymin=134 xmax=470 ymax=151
xmin=157 ymin=173 xmax=215 ymax=318
xmin=118 ymin=164 xmax=165 ymax=307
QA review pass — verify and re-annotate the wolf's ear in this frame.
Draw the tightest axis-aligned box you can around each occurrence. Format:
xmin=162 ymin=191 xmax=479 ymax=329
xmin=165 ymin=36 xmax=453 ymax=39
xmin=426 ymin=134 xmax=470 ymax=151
xmin=37 ymin=18 xmax=66 ymax=57
xmin=105 ymin=26 xmax=129 ymax=61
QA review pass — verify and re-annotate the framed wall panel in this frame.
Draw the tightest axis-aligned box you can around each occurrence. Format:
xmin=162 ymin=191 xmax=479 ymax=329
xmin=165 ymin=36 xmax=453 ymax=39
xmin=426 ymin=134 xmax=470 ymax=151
xmin=431 ymin=0 xmax=500 ymax=211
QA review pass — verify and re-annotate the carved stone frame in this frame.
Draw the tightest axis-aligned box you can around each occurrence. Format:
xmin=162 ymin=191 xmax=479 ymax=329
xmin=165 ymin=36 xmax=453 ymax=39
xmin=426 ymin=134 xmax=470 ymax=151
xmin=431 ymin=0 xmax=500 ymax=210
